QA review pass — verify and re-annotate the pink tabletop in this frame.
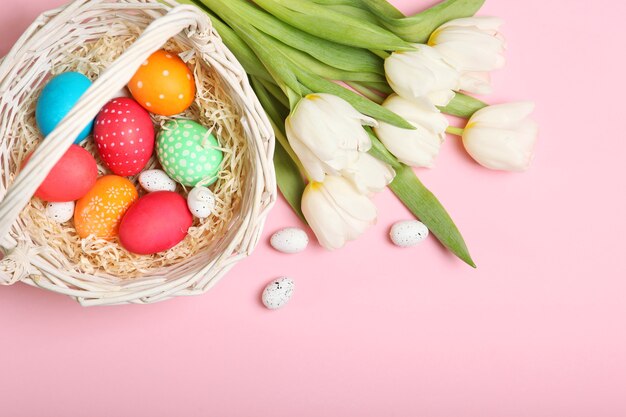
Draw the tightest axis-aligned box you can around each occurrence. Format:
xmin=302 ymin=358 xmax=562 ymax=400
xmin=1 ymin=1 xmax=625 ymax=416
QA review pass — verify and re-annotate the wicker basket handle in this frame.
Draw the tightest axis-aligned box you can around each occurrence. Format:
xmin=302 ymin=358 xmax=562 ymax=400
xmin=0 ymin=4 xmax=211 ymax=257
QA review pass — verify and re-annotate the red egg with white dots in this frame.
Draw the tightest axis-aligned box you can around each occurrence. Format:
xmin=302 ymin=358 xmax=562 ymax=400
xmin=94 ymin=97 xmax=155 ymax=176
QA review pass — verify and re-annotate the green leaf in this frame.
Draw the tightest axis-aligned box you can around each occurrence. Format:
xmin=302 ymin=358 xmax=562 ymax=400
xmin=366 ymin=129 xmax=474 ymax=267
xmin=354 ymin=0 xmax=406 ymax=19
xmin=440 ymin=92 xmax=487 ymax=118
xmin=259 ymin=79 xmax=290 ymax=109
xmin=263 ymin=34 xmax=387 ymax=83
xmin=182 ymin=0 xmax=275 ymax=83
xmin=251 ymin=78 xmax=306 ymax=222
xmin=195 ymin=0 xmax=302 ymax=95
xmin=367 ymin=128 xmax=401 ymax=169
xmin=360 ymin=81 xmax=393 ymax=95
xmin=309 ymin=0 xmax=405 ymax=19
xmin=253 ymin=0 xmax=413 ymax=51
xmin=388 ymin=165 xmax=476 ymax=267
xmin=220 ymin=0 xmax=385 ymax=75
xmin=273 ymin=140 xmax=307 ymax=222
xmin=361 ymin=0 xmax=486 ymax=43
xmin=324 ymin=4 xmax=381 ymax=24
xmin=297 ymin=70 xmax=414 ymax=129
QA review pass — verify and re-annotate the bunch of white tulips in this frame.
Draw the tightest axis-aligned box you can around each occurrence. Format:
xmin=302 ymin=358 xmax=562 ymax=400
xmin=180 ymin=0 xmax=538 ymax=267
xmin=382 ymin=17 xmax=538 ymax=172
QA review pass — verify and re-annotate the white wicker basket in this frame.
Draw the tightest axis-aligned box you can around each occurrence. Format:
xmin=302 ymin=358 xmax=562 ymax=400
xmin=0 ymin=0 xmax=276 ymax=305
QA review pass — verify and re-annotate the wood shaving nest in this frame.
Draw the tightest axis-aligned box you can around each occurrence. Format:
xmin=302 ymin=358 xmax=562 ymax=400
xmin=8 ymin=24 xmax=248 ymax=279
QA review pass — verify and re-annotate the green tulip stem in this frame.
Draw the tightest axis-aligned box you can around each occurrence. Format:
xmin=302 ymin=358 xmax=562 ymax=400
xmin=346 ymin=82 xmax=384 ymax=104
xmin=370 ymin=49 xmax=391 ymax=59
xmin=446 ymin=126 xmax=465 ymax=137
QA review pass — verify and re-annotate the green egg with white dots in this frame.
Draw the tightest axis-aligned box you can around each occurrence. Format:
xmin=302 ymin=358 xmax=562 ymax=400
xmin=156 ymin=120 xmax=223 ymax=186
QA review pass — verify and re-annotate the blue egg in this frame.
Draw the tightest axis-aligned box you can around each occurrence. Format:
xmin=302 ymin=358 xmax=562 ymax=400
xmin=35 ymin=72 xmax=94 ymax=144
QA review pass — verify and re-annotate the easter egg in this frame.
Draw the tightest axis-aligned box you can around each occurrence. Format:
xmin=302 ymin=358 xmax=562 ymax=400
xmin=119 ymin=191 xmax=193 ymax=255
xmin=24 ymin=144 xmax=98 ymax=202
xmin=187 ymin=186 xmax=216 ymax=219
xmin=262 ymin=277 xmax=295 ymax=310
xmin=156 ymin=120 xmax=223 ymax=186
xmin=74 ymin=175 xmax=138 ymax=238
xmin=36 ymin=72 xmax=94 ymax=144
xmin=138 ymin=169 xmax=177 ymax=192
xmin=94 ymin=98 xmax=155 ymax=176
xmin=389 ymin=220 xmax=429 ymax=247
xmin=46 ymin=201 xmax=75 ymax=223
xmin=270 ymin=227 xmax=309 ymax=254
xmin=128 ymin=50 xmax=195 ymax=116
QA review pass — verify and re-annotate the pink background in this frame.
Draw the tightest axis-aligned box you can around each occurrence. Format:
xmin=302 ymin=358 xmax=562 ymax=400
xmin=1 ymin=0 xmax=625 ymax=416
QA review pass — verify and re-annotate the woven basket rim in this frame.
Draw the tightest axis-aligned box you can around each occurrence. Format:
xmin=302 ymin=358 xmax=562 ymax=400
xmin=0 ymin=0 xmax=276 ymax=305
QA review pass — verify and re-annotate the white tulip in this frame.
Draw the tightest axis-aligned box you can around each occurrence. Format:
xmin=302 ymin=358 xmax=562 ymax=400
xmin=341 ymin=152 xmax=395 ymax=195
xmin=374 ymin=94 xmax=448 ymax=168
xmin=286 ymin=93 xmax=376 ymax=182
xmin=384 ymin=44 xmax=459 ymax=106
xmin=429 ymin=17 xmax=505 ymax=95
xmin=301 ymin=176 xmax=377 ymax=250
xmin=461 ymin=102 xmax=538 ymax=171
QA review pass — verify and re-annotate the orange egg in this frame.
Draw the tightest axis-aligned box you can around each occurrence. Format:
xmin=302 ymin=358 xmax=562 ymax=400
xmin=128 ymin=50 xmax=196 ymax=116
xmin=74 ymin=175 xmax=138 ymax=238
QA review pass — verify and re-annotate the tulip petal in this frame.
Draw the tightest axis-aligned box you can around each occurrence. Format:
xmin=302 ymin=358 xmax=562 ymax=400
xmin=323 ymin=176 xmax=377 ymax=223
xmin=437 ymin=16 xmax=504 ymax=32
xmin=287 ymin=94 xmax=377 ymax=176
xmin=463 ymin=102 xmax=538 ymax=171
xmin=286 ymin=120 xmax=330 ymax=181
xmin=302 ymin=183 xmax=349 ymax=250
xmin=318 ymin=93 xmax=378 ymax=127
xmin=430 ymin=16 xmax=506 ymax=76
xmin=301 ymin=177 xmax=378 ymax=250
xmin=469 ymin=102 xmax=535 ymax=126
xmin=374 ymin=95 xmax=447 ymax=168
xmin=459 ymin=71 xmax=493 ymax=95
xmin=342 ymin=153 xmax=395 ymax=194
xmin=385 ymin=45 xmax=459 ymax=107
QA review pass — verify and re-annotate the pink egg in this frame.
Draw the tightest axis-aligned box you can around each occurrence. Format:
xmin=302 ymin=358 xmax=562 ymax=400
xmin=94 ymin=97 xmax=155 ymax=176
xmin=118 ymin=191 xmax=192 ymax=255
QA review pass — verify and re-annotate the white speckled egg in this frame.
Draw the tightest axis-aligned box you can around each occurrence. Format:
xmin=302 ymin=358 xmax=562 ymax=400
xmin=270 ymin=227 xmax=309 ymax=254
xmin=390 ymin=220 xmax=429 ymax=247
xmin=46 ymin=201 xmax=75 ymax=223
xmin=187 ymin=186 xmax=216 ymax=218
xmin=138 ymin=169 xmax=177 ymax=192
xmin=262 ymin=277 xmax=295 ymax=310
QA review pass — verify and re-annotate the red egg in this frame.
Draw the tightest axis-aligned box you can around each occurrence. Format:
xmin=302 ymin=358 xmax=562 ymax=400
xmin=23 ymin=144 xmax=98 ymax=202
xmin=119 ymin=191 xmax=192 ymax=255
xmin=94 ymin=97 xmax=155 ymax=176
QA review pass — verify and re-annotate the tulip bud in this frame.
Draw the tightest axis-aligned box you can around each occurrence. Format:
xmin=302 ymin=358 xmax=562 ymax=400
xmin=429 ymin=17 xmax=505 ymax=95
xmin=374 ymin=94 xmax=448 ymax=168
xmin=384 ymin=45 xmax=459 ymax=106
xmin=301 ymin=176 xmax=377 ymax=250
xmin=462 ymin=102 xmax=538 ymax=171
xmin=286 ymin=94 xmax=376 ymax=182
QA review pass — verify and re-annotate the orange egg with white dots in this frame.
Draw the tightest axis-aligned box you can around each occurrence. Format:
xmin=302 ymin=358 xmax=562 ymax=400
xmin=128 ymin=50 xmax=195 ymax=116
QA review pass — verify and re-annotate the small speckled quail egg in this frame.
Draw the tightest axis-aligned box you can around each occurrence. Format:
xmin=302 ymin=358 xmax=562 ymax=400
xmin=270 ymin=227 xmax=309 ymax=254
xmin=390 ymin=220 xmax=429 ymax=247
xmin=138 ymin=169 xmax=177 ymax=192
xmin=46 ymin=201 xmax=75 ymax=223
xmin=187 ymin=186 xmax=216 ymax=219
xmin=262 ymin=277 xmax=295 ymax=310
